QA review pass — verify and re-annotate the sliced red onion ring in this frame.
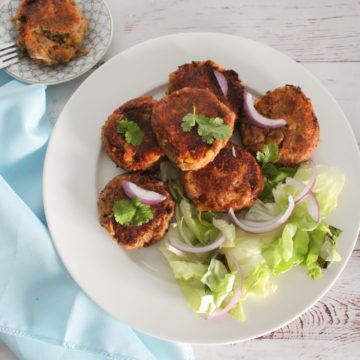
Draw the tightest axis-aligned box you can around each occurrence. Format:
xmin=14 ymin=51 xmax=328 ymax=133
xmin=121 ymin=180 xmax=166 ymax=205
xmin=303 ymin=193 xmax=320 ymax=223
xmin=285 ymin=177 xmax=320 ymax=222
xmin=213 ymin=69 xmax=228 ymax=97
xmin=169 ymin=233 xmax=225 ymax=253
xmin=228 ymin=196 xmax=295 ymax=233
xmin=243 ymin=91 xmax=287 ymax=129
xmin=207 ymin=255 xmax=242 ymax=320
xmin=285 ymin=160 xmax=316 ymax=203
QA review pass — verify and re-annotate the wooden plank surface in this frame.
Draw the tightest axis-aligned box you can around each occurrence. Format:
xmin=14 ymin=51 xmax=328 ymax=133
xmin=1 ymin=0 xmax=359 ymax=358
xmin=109 ymin=0 xmax=360 ymax=62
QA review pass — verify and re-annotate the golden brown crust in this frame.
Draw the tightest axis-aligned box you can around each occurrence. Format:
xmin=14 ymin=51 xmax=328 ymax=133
xmin=102 ymin=96 xmax=164 ymax=172
xmin=151 ymin=87 xmax=236 ymax=171
xmin=168 ymin=60 xmax=244 ymax=118
xmin=97 ymin=173 xmax=175 ymax=250
xmin=13 ymin=0 xmax=89 ymax=66
xmin=240 ymin=85 xmax=320 ymax=166
xmin=182 ymin=143 xmax=264 ymax=212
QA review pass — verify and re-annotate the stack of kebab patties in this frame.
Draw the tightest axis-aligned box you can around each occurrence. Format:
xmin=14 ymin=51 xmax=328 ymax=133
xmin=98 ymin=60 xmax=319 ymax=249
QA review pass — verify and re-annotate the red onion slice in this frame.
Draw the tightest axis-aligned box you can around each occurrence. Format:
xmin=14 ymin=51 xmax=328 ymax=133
xmin=285 ymin=177 xmax=320 ymax=222
xmin=228 ymin=196 xmax=295 ymax=233
xmin=303 ymin=193 xmax=320 ymax=223
xmin=285 ymin=161 xmax=316 ymax=203
xmin=213 ymin=69 xmax=228 ymax=97
xmin=207 ymin=255 xmax=242 ymax=320
xmin=121 ymin=180 xmax=166 ymax=205
xmin=243 ymin=91 xmax=287 ymax=129
xmin=169 ymin=233 xmax=225 ymax=253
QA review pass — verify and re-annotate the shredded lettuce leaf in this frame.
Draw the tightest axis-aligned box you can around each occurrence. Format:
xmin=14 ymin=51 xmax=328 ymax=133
xmin=179 ymin=199 xmax=219 ymax=245
xmin=160 ymin=240 xmax=239 ymax=317
xmin=278 ymin=223 xmax=297 ymax=261
xmin=244 ymin=200 xmax=280 ymax=221
xmin=262 ymin=228 xmax=310 ymax=276
xmin=243 ymin=263 xmax=277 ymax=298
xmin=171 ymin=261 xmax=209 ymax=281
xmin=201 ymin=258 xmax=236 ymax=293
xmin=212 ymin=218 xmax=236 ymax=247
xmin=294 ymin=164 xmax=345 ymax=217
xmin=262 ymin=163 xmax=345 ymax=278
xmin=225 ymin=239 xmax=277 ymax=299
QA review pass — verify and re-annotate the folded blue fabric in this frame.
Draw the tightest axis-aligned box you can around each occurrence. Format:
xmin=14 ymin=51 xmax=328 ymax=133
xmin=0 ymin=73 xmax=194 ymax=360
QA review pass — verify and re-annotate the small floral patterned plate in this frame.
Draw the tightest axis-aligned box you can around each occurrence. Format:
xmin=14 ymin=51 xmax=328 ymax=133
xmin=0 ymin=0 xmax=113 ymax=85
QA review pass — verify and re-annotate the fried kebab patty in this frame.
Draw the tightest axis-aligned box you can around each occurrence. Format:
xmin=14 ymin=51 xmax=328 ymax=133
xmin=151 ymin=87 xmax=236 ymax=171
xmin=182 ymin=143 xmax=264 ymax=212
xmin=13 ymin=0 xmax=89 ymax=66
xmin=98 ymin=173 xmax=175 ymax=250
xmin=241 ymin=85 xmax=320 ymax=165
xmin=102 ymin=96 xmax=164 ymax=171
xmin=168 ymin=60 xmax=244 ymax=118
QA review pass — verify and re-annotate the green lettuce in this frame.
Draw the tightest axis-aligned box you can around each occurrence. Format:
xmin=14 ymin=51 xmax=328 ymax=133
xmin=160 ymin=240 xmax=239 ymax=317
xmin=160 ymin=160 xmax=345 ymax=321
xmin=175 ymin=199 xmax=236 ymax=247
xmin=256 ymin=144 xmax=298 ymax=202
xmin=294 ymin=164 xmax=345 ymax=217
xmin=179 ymin=199 xmax=219 ymax=245
xmin=224 ymin=238 xmax=277 ymax=299
xmin=243 ymin=263 xmax=277 ymax=298
xmin=305 ymin=224 xmax=329 ymax=279
xmin=171 ymin=261 xmax=209 ymax=281
xmin=212 ymin=218 xmax=236 ymax=247
xmin=261 ymin=164 xmax=345 ymax=278
xmin=231 ymin=163 xmax=344 ymax=280
xmin=278 ymin=223 xmax=297 ymax=261
xmin=201 ymin=258 xmax=235 ymax=293
xmin=262 ymin=228 xmax=310 ymax=276
xmin=160 ymin=199 xmax=243 ymax=319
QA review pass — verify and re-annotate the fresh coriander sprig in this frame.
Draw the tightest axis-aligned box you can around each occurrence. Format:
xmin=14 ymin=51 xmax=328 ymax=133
xmin=181 ymin=107 xmax=232 ymax=145
xmin=112 ymin=196 xmax=153 ymax=226
xmin=256 ymin=143 xmax=279 ymax=164
xmin=117 ymin=118 xmax=144 ymax=146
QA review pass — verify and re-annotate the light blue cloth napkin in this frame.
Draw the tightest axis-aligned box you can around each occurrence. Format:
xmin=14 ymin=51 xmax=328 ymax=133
xmin=0 ymin=72 xmax=194 ymax=360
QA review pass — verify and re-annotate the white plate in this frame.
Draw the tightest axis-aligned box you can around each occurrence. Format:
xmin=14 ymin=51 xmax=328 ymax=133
xmin=0 ymin=0 xmax=113 ymax=85
xmin=43 ymin=33 xmax=360 ymax=344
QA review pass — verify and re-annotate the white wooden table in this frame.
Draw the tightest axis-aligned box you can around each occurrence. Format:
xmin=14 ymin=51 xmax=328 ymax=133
xmin=1 ymin=0 xmax=359 ymax=358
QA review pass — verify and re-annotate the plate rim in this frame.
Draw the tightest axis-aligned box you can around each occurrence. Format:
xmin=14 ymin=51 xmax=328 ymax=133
xmin=1 ymin=0 xmax=114 ymax=85
xmin=43 ymin=32 xmax=360 ymax=345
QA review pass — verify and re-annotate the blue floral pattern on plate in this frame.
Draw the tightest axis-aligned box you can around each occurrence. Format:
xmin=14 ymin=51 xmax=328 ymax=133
xmin=0 ymin=0 xmax=113 ymax=84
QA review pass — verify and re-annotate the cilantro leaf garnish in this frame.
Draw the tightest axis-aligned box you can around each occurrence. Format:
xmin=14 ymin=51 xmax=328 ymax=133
xmin=256 ymin=143 xmax=279 ymax=164
xmin=181 ymin=107 xmax=232 ymax=145
xmin=181 ymin=107 xmax=197 ymax=131
xmin=131 ymin=197 xmax=154 ymax=225
xmin=112 ymin=196 xmax=153 ymax=226
xmin=113 ymin=198 xmax=137 ymax=224
xmin=117 ymin=118 xmax=144 ymax=146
